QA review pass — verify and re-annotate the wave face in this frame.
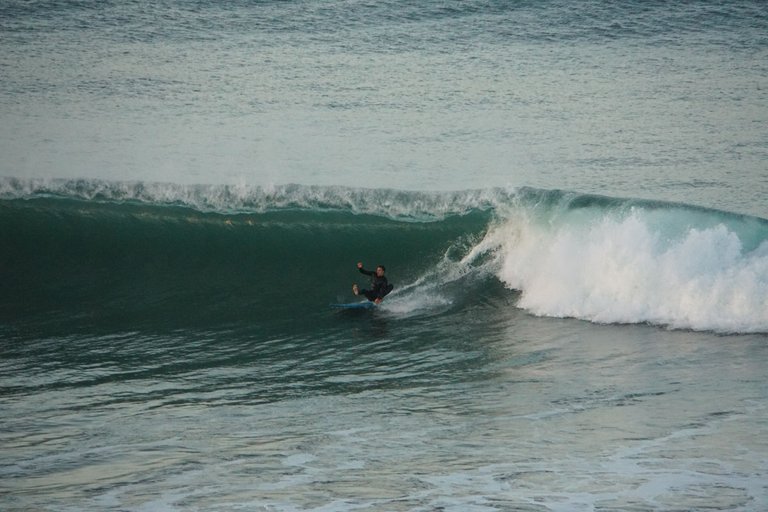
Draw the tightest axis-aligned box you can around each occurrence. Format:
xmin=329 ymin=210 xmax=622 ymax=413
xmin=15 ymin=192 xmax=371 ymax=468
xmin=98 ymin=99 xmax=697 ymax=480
xmin=2 ymin=179 xmax=767 ymax=334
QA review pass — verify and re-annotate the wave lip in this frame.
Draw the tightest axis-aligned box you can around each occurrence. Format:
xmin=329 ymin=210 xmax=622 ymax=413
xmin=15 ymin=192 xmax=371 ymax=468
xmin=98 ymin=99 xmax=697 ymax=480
xmin=0 ymin=177 xmax=509 ymax=221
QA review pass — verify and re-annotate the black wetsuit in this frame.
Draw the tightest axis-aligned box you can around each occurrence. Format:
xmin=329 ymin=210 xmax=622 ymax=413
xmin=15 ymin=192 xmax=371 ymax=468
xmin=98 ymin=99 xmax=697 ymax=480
xmin=359 ymin=267 xmax=394 ymax=302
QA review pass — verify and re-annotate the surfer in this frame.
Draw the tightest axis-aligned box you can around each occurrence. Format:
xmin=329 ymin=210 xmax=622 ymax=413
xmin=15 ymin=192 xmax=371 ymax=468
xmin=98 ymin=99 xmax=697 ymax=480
xmin=353 ymin=262 xmax=393 ymax=304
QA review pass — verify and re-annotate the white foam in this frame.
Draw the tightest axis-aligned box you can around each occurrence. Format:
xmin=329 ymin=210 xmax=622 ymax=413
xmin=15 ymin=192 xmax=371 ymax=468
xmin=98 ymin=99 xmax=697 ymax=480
xmin=0 ymin=177 xmax=509 ymax=221
xmin=492 ymin=209 xmax=768 ymax=333
xmin=379 ymin=292 xmax=453 ymax=318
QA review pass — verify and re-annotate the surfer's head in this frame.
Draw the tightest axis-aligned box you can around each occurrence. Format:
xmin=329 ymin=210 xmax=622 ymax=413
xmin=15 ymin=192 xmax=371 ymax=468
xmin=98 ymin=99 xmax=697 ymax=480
xmin=376 ymin=265 xmax=386 ymax=276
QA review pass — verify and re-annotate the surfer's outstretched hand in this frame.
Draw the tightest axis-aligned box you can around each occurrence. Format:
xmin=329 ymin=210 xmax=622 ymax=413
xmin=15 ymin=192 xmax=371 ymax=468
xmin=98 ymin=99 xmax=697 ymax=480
xmin=357 ymin=262 xmax=363 ymax=269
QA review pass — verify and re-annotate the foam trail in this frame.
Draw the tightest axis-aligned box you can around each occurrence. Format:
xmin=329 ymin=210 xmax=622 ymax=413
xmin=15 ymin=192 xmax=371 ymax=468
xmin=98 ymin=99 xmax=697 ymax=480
xmin=493 ymin=210 xmax=768 ymax=333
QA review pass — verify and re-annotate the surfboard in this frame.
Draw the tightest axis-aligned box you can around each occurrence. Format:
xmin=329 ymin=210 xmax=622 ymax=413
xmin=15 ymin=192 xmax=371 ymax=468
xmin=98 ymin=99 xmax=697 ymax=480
xmin=330 ymin=301 xmax=376 ymax=309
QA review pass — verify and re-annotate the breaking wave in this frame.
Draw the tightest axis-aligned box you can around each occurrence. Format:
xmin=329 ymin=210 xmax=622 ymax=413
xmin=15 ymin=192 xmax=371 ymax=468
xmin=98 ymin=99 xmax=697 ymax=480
xmin=2 ymin=178 xmax=767 ymax=333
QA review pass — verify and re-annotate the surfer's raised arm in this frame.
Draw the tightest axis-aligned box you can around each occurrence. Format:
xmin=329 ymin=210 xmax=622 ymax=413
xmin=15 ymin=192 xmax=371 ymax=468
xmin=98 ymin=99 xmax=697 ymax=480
xmin=357 ymin=262 xmax=374 ymax=276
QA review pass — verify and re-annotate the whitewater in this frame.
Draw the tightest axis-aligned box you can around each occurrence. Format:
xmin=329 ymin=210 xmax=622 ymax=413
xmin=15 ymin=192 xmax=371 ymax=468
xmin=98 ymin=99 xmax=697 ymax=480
xmin=2 ymin=1 xmax=768 ymax=511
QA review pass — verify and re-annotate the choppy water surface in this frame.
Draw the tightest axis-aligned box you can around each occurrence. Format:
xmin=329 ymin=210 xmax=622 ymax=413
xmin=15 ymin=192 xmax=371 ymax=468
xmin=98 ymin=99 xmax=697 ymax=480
xmin=2 ymin=1 xmax=768 ymax=510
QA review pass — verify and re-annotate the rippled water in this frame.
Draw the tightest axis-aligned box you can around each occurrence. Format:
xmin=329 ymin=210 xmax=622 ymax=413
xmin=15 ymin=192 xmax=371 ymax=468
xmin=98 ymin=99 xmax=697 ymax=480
xmin=4 ymin=308 xmax=767 ymax=510
xmin=2 ymin=1 xmax=767 ymax=510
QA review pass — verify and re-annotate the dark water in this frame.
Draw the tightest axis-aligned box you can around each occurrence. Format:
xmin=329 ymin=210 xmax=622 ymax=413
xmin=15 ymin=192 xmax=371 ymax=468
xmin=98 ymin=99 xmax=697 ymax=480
xmin=2 ymin=0 xmax=768 ymax=510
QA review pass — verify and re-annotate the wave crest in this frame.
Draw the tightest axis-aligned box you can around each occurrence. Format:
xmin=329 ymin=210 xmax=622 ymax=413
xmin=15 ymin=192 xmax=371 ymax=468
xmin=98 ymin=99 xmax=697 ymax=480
xmin=0 ymin=177 xmax=508 ymax=221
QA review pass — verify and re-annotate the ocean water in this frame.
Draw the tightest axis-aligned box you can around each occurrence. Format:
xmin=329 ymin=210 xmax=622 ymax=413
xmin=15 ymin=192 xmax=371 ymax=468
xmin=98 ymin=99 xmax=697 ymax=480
xmin=2 ymin=1 xmax=768 ymax=511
